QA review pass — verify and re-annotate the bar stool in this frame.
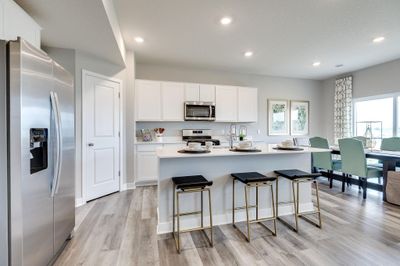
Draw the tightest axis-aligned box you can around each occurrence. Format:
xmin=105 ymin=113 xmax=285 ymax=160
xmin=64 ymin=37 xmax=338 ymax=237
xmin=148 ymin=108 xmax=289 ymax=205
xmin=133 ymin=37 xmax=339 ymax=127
xmin=274 ymin=169 xmax=322 ymax=232
xmin=231 ymin=172 xmax=277 ymax=242
xmin=172 ymin=175 xmax=213 ymax=253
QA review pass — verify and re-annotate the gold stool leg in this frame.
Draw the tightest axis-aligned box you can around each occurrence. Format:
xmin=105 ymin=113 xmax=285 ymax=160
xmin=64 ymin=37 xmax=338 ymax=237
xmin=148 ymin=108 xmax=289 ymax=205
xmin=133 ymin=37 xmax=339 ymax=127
xmin=172 ymin=184 xmax=175 ymax=239
xmin=276 ymin=178 xmax=279 ymax=218
xmin=270 ymin=184 xmax=277 ymax=236
xmin=256 ymin=184 xmax=259 ymax=220
xmin=176 ymin=191 xmax=181 ymax=253
xmin=208 ymin=188 xmax=214 ymax=246
xmin=292 ymin=181 xmax=299 ymax=232
xmin=315 ymin=180 xmax=322 ymax=228
xmin=201 ymin=190 xmax=204 ymax=228
xmin=244 ymin=184 xmax=251 ymax=241
xmin=232 ymin=178 xmax=235 ymax=226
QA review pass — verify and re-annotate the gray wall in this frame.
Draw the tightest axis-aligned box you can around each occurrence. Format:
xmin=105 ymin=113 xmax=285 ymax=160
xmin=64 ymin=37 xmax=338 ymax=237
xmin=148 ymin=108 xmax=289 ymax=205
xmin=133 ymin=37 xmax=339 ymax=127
xmin=136 ymin=63 xmax=324 ymax=143
xmin=43 ymin=46 xmax=76 ymax=75
xmin=45 ymin=47 xmax=136 ymax=201
xmin=321 ymin=58 xmax=400 ymax=142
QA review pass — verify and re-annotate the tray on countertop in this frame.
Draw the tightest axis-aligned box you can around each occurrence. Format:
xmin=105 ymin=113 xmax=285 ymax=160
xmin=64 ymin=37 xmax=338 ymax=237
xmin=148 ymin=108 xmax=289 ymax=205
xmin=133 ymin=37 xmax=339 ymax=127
xmin=273 ymin=146 xmax=304 ymax=151
xmin=229 ymin=147 xmax=262 ymax=152
xmin=178 ymin=149 xmax=211 ymax=154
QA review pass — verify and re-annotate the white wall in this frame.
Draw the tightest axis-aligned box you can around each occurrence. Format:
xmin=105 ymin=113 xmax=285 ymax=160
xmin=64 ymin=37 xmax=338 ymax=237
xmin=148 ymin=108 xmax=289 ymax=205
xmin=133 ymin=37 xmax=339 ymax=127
xmin=0 ymin=0 xmax=41 ymax=48
xmin=44 ymin=47 xmax=136 ymax=201
xmin=322 ymin=58 xmax=400 ymax=142
xmin=136 ymin=63 xmax=324 ymax=142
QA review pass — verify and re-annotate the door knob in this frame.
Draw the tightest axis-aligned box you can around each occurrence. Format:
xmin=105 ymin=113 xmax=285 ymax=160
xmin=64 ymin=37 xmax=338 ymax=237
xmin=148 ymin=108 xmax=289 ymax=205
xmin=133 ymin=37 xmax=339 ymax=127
xmin=88 ymin=143 xmax=94 ymax=147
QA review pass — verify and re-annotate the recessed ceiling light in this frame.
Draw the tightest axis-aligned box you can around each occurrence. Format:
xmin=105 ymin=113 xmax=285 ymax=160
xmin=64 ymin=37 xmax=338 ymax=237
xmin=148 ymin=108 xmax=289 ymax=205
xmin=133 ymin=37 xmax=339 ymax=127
xmin=244 ymin=51 xmax=253 ymax=57
xmin=313 ymin=61 xmax=321 ymax=67
xmin=134 ymin=37 xmax=144 ymax=43
xmin=373 ymin=36 xmax=385 ymax=43
xmin=220 ymin=16 xmax=232 ymax=25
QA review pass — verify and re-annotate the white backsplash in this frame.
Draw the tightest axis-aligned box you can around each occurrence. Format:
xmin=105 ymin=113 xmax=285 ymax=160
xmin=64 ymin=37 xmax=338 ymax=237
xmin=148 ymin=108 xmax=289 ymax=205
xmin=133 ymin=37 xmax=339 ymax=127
xmin=135 ymin=121 xmax=296 ymax=144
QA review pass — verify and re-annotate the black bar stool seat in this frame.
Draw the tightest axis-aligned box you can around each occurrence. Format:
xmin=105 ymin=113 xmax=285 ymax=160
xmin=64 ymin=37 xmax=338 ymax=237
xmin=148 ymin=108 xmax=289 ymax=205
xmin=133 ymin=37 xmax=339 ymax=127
xmin=172 ymin=175 xmax=213 ymax=190
xmin=231 ymin=172 xmax=277 ymax=242
xmin=232 ymin=172 xmax=277 ymax=183
xmin=274 ymin=169 xmax=322 ymax=232
xmin=274 ymin=169 xmax=321 ymax=180
xmin=172 ymin=175 xmax=213 ymax=253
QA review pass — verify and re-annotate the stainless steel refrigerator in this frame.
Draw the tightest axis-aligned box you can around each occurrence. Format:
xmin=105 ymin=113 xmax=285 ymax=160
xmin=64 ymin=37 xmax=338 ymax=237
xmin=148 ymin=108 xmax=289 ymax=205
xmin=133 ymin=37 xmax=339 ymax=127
xmin=0 ymin=38 xmax=75 ymax=266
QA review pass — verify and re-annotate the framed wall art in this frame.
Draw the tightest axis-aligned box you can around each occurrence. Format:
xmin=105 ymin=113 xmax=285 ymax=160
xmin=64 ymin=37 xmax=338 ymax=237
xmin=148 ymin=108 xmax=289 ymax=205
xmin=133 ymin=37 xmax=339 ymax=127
xmin=290 ymin=100 xmax=309 ymax=136
xmin=268 ymin=99 xmax=290 ymax=135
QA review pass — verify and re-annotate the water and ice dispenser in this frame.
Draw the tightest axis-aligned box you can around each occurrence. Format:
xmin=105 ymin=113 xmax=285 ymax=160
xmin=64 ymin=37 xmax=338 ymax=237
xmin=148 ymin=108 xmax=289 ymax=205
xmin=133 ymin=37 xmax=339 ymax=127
xmin=30 ymin=128 xmax=48 ymax=174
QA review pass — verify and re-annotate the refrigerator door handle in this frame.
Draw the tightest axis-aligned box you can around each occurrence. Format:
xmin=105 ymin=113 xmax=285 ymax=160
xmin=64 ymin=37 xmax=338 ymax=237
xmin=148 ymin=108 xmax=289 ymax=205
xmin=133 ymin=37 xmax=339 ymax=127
xmin=54 ymin=92 xmax=63 ymax=194
xmin=50 ymin=91 xmax=62 ymax=197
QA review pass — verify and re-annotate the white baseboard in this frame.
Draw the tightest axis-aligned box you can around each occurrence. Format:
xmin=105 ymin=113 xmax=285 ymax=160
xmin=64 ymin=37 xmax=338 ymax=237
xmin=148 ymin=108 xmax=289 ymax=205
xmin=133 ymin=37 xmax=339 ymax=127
xmin=135 ymin=179 xmax=158 ymax=187
xmin=121 ymin=182 xmax=136 ymax=191
xmin=157 ymin=202 xmax=314 ymax=234
xmin=75 ymin=197 xmax=86 ymax=208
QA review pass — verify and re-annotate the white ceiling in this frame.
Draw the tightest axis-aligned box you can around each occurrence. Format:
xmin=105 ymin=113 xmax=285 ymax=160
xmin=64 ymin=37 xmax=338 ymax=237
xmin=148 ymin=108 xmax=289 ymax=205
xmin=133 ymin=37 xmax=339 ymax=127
xmin=115 ymin=0 xmax=400 ymax=80
xmin=16 ymin=0 xmax=126 ymax=66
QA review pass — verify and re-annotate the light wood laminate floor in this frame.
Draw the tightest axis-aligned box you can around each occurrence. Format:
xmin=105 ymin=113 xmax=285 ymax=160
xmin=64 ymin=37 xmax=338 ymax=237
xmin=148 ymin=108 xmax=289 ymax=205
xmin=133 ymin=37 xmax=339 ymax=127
xmin=55 ymin=180 xmax=400 ymax=266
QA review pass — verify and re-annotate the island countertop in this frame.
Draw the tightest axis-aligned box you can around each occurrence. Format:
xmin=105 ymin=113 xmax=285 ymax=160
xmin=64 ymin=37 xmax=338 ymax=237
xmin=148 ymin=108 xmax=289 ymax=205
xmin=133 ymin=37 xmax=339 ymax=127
xmin=156 ymin=144 xmax=329 ymax=159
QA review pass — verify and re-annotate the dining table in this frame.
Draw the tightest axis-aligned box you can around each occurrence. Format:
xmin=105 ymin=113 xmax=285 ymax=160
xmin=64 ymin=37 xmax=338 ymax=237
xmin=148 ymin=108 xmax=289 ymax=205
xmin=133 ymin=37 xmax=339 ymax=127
xmin=330 ymin=147 xmax=400 ymax=202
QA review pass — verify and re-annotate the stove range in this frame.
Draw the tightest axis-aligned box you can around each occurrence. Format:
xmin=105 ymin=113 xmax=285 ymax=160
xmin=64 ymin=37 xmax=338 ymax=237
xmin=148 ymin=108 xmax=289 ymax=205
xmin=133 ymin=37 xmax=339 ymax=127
xmin=182 ymin=129 xmax=220 ymax=146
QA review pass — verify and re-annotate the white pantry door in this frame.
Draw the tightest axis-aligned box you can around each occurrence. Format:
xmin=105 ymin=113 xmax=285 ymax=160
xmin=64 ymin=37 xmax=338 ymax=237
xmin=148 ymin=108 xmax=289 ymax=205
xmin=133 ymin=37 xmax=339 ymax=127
xmin=84 ymin=72 xmax=121 ymax=201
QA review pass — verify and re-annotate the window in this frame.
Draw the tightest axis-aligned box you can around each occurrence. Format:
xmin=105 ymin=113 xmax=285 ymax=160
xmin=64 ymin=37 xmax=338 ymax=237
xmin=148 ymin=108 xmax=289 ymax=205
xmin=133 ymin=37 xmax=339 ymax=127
xmin=354 ymin=96 xmax=394 ymax=147
xmin=398 ymin=96 xmax=400 ymax=136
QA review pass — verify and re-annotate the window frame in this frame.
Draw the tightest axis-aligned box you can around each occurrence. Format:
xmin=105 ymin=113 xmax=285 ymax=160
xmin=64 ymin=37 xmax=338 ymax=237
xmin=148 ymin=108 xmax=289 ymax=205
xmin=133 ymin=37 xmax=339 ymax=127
xmin=353 ymin=93 xmax=398 ymax=138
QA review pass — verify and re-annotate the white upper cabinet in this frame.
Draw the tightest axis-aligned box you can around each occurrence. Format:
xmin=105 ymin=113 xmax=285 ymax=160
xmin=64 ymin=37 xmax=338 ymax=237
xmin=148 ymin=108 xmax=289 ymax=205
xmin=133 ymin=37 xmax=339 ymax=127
xmin=135 ymin=79 xmax=258 ymax=123
xmin=162 ymin=82 xmax=184 ymax=121
xmin=135 ymin=80 xmax=162 ymax=121
xmin=215 ymin=85 xmax=238 ymax=122
xmin=238 ymin=87 xmax=258 ymax=122
xmin=0 ymin=0 xmax=41 ymax=48
xmin=199 ymin=84 xmax=215 ymax=102
xmin=184 ymin=83 xmax=200 ymax=102
xmin=184 ymin=83 xmax=215 ymax=102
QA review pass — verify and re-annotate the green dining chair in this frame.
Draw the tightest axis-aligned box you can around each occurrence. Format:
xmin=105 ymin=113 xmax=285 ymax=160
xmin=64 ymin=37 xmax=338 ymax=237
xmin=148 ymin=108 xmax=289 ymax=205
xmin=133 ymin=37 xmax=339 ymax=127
xmin=309 ymin=137 xmax=341 ymax=188
xmin=338 ymin=138 xmax=383 ymax=199
xmin=380 ymin=137 xmax=400 ymax=169
xmin=353 ymin=136 xmax=367 ymax=147
xmin=381 ymin=137 xmax=400 ymax=151
xmin=367 ymin=137 xmax=400 ymax=176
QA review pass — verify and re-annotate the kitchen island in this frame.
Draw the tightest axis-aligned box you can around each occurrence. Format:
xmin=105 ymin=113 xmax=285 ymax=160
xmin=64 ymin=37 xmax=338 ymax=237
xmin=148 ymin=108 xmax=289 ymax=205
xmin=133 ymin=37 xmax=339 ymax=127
xmin=156 ymin=144 xmax=328 ymax=234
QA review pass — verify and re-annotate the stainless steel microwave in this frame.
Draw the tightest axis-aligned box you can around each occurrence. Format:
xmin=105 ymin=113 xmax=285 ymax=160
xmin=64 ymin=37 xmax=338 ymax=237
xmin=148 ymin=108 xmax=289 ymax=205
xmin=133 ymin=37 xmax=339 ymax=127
xmin=184 ymin=102 xmax=216 ymax=121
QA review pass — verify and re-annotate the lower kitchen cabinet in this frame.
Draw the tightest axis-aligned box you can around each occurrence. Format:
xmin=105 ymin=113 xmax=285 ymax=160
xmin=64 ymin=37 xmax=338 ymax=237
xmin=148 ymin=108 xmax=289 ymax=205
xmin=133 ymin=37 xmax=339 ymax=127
xmin=136 ymin=152 xmax=159 ymax=183
xmin=135 ymin=143 xmax=185 ymax=185
xmin=135 ymin=144 xmax=162 ymax=184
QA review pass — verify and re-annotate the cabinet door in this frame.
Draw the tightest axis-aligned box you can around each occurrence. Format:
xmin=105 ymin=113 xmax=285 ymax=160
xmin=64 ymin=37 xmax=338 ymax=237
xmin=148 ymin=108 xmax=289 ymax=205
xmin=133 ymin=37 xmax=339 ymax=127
xmin=135 ymin=80 xmax=162 ymax=121
xmin=199 ymin=84 xmax=215 ymax=102
xmin=136 ymin=152 xmax=158 ymax=181
xmin=215 ymin=85 xmax=238 ymax=122
xmin=238 ymin=87 xmax=258 ymax=122
xmin=162 ymin=82 xmax=184 ymax=121
xmin=184 ymin=83 xmax=199 ymax=101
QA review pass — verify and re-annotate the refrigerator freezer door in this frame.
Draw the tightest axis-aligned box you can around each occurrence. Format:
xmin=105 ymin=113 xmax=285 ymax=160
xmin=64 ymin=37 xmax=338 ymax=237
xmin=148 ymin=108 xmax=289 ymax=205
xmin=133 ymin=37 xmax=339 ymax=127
xmin=9 ymin=39 xmax=55 ymax=266
xmin=53 ymin=61 xmax=75 ymax=255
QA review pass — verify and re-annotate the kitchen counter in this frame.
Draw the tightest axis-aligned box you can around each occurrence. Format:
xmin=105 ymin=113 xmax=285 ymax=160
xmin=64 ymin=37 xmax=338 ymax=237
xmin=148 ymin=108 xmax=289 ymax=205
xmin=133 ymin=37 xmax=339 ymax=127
xmin=156 ymin=144 xmax=328 ymax=234
xmin=156 ymin=144 xmax=327 ymax=158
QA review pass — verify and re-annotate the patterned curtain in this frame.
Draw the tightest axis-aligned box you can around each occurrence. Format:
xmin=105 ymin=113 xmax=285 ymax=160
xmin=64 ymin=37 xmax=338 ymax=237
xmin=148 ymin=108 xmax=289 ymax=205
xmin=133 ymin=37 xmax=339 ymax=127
xmin=334 ymin=76 xmax=353 ymax=142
